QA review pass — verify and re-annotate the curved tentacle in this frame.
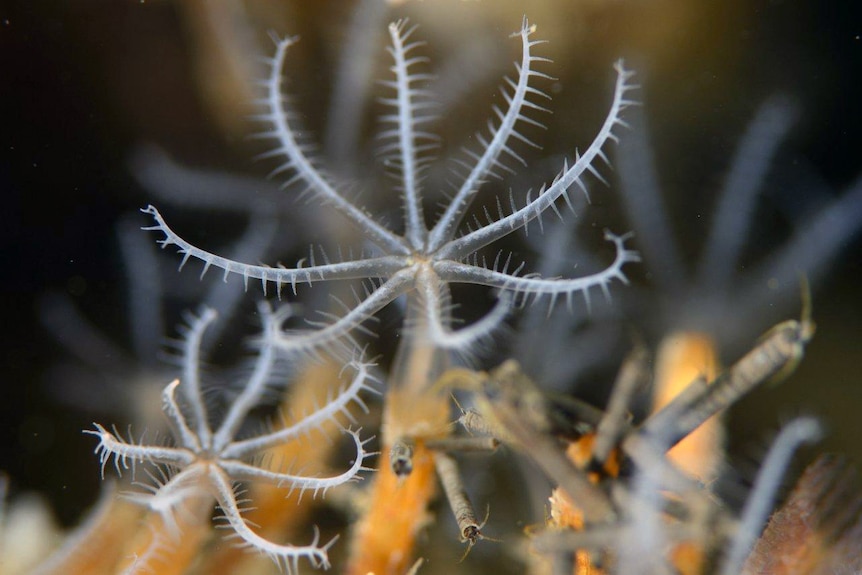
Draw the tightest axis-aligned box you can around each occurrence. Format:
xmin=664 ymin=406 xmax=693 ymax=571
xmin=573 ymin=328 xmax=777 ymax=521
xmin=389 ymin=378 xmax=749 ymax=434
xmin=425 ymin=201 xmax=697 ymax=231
xmin=428 ymin=17 xmax=553 ymax=251
xmin=142 ymin=205 xmax=407 ymax=297
xmin=436 ymin=61 xmax=636 ymax=261
xmin=252 ymin=34 xmax=409 ymax=255
xmin=435 ymin=230 xmax=640 ymax=313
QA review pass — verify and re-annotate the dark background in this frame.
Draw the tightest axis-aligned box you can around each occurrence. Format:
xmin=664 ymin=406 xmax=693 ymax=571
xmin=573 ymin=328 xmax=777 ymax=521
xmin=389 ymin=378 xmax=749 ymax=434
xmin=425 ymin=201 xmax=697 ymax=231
xmin=2 ymin=0 xmax=861 ymax=536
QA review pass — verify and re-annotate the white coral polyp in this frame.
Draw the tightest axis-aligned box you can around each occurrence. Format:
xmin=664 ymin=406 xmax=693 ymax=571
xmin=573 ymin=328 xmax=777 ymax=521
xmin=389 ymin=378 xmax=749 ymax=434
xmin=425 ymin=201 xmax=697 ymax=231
xmin=142 ymin=18 xmax=639 ymax=363
xmin=87 ymin=304 xmax=376 ymax=572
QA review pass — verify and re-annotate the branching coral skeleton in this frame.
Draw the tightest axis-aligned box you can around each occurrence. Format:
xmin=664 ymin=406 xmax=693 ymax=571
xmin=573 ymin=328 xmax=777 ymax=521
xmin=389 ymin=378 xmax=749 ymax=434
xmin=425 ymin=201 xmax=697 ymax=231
xmin=443 ymin=315 xmax=822 ymax=573
xmin=141 ymin=18 xmax=639 ymax=362
xmin=85 ymin=304 xmax=377 ymax=572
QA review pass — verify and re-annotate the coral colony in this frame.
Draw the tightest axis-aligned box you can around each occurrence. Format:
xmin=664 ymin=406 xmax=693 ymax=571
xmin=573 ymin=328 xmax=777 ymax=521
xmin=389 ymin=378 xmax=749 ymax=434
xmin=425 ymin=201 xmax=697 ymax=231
xmin=137 ymin=17 xmax=638 ymax=571
xmin=20 ymin=10 xmax=861 ymax=575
